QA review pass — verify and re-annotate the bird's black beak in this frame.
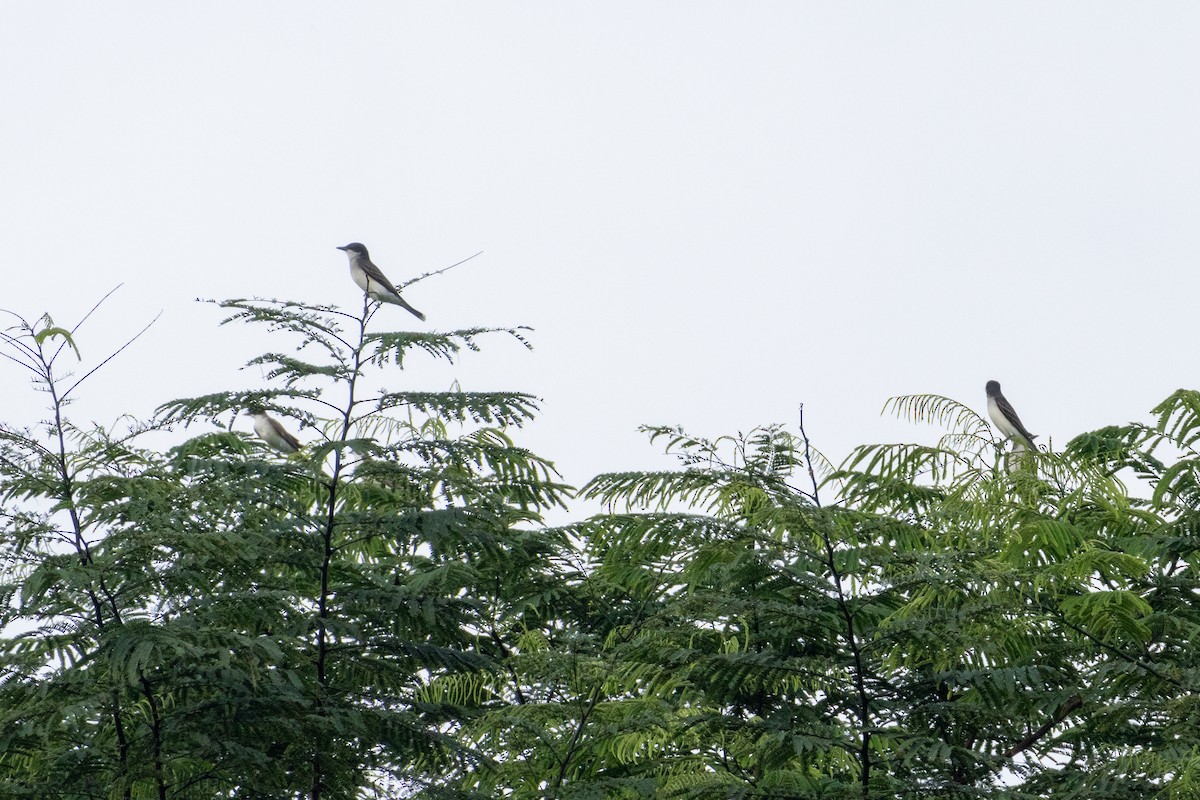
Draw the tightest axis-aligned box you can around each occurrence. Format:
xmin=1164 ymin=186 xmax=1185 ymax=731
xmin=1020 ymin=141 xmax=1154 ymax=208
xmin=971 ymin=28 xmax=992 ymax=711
xmin=336 ymin=245 xmax=347 ymax=251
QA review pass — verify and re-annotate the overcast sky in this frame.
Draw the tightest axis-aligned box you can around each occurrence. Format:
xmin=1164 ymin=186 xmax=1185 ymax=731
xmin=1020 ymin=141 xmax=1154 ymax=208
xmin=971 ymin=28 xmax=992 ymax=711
xmin=4 ymin=4 xmax=1198 ymax=497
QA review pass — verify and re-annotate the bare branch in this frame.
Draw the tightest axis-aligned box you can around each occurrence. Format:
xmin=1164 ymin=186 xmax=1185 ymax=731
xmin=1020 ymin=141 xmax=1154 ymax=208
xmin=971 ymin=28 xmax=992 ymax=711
xmin=50 ymin=284 xmax=124 ymax=367
xmin=401 ymin=251 xmax=483 ymax=288
xmin=798 ymin=404 xmax=821 ymax=508
xmin=62 ymin=310 xmax=162 ymax=402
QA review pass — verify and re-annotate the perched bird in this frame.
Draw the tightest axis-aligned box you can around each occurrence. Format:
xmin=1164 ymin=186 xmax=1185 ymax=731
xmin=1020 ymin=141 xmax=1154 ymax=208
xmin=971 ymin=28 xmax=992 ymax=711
xmin=245 ymin=409 xmax=302 ymax=454
xmin=336 ymin=242 xmax=426 ymax=320
xmin=985 ymin=380 xmax=1038 ymax=448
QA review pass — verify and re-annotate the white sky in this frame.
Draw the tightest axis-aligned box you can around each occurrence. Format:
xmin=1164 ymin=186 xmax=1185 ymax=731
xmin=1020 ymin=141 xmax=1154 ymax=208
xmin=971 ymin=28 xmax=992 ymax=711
xmin=4 ymin=4 xmax=1199 ymax=499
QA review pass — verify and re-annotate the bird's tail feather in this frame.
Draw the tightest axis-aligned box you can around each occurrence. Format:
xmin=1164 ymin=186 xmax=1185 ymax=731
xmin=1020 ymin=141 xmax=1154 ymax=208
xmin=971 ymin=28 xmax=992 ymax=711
xmin=375 ymin=292 xmax=427 ymax=321
xmin=396 ymin=298 xmax=426 ymax=321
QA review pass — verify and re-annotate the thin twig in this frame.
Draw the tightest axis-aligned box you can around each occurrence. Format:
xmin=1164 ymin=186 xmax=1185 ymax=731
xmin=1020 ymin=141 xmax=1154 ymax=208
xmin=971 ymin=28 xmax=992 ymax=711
xmin=0 ymin=318 xmax=43 ymax=368
xmin=0 ymin=348 xmax=41 ymax=377
xmin=50 ymin=284 xmax=124 ymax=367
xmin=62 ymin=310 xmax=162 ymax=402
xmin=401 ymin=251 xmax=483 ymax=288
xmin=799 ymin=404 xmax=822 ymax=508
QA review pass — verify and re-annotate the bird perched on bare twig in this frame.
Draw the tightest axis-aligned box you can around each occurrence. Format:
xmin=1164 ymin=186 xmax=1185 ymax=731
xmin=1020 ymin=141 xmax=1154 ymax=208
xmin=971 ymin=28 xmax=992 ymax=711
xmin=337 ymin=242 xmax=426 ymax=320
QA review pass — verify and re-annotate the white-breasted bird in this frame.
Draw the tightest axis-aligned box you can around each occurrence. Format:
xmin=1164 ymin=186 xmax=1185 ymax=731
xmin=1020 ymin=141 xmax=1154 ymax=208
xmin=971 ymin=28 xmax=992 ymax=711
xmin=985 ymin=380 xmax=1037 ymax=448
xmin=336 ymin=242 xmax=426 ymax=320
xmin=245 ymin=409 xmax=302 ymax=454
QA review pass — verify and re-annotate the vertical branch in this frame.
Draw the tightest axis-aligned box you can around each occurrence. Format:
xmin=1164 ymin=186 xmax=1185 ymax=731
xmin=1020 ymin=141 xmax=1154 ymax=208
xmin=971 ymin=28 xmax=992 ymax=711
xmin=799 ymin=404 xmax=821 ymax=509
xmin=140 ymin=673 xmax=168 ymax=800
xmin=28 ymin=321 xmax=137 ymax=790
xmin=111 ymin=689 xmax=131 ymax=800
xmin=311 ymin=293 xmax=372 ymax=800
xmin=798 ymin=407 xmax=871 ymax=798
xmin=0 ymin=306 xmax=155 ymax=797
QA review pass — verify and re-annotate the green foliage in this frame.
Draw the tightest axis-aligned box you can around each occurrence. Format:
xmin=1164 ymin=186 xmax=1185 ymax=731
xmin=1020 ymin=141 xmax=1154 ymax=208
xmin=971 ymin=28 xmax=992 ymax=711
xmin=0 ymin=295 xmax=568 ymax=799
xmin=440 ymin=392 xmax=1200 ymax=799
xmin=9 ymin=292 xmax=1200 ymax=800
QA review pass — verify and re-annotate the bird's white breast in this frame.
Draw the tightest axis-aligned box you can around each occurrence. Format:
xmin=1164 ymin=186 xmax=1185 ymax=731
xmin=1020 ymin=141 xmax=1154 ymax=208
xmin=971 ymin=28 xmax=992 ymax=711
xmin=349 ymin=261 xmax=372 ymax=293
xmin=987 ymin=397 xmax=1017 ymax=437
xmin=252 ymin=415 xmax=276 ymax=443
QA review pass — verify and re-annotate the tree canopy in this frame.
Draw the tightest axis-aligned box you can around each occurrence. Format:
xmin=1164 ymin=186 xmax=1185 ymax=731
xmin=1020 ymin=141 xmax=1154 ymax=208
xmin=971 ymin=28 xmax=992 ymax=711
xmin=2 ymin=294 xmax=1200 ymax=799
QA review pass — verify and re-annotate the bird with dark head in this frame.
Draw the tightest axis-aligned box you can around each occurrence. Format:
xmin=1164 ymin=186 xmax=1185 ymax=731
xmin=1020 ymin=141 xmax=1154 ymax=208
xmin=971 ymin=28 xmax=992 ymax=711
xmin=985 ymin=380 xmax=1037 ymax=448
xmin=337 ymin=242 xmax=426 ymax=320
